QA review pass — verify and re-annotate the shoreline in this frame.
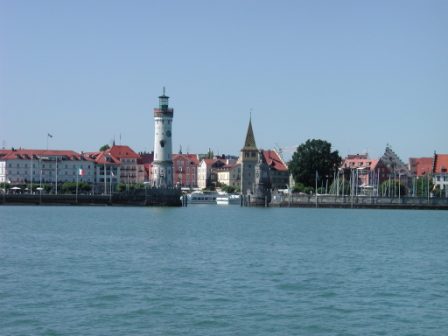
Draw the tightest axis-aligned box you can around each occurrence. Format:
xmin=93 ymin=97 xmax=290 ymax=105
xmin=2 ymin=193 xmax=448 ymax=210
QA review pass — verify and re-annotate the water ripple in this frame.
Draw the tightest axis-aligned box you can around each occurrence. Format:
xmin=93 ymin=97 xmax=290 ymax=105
xmin=1 ymin=206 xmax=448 ymax=335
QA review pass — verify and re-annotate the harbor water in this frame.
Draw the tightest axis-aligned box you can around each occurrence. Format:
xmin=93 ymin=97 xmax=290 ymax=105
xmin=1 ymin=205 xmax=447 ymax=335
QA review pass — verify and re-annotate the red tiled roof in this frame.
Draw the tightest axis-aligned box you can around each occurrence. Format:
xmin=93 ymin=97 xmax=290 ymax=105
xmin=0 ymin=149 xmax=12 ymax=158
xmin=173 ymin=153 xmax=199 ymax=165
xmin=409 ymin=157 xmax=433 ymax=176
xmin=202 ymin=159 xmax=217 ymax=166
xmin=434 ymin=154 xmax=448 ymax=174
xmin=2 ymin=149 xmax=81 ymax=160
xmin=94 ymin=152 xmax=121 ymax=165
xmin=108 ymin=145 xmax=140 ymax=159
xmin=81 ymin=151 xmax=120 ymax=165
xmin=139 ymin=153 xmax=154 ymax=164
xmin=342 ymin=158 xmax=378 ymax=169
xmin=263 ymin=150 xmax=288 ymax=172
xmin=81 ymin=152 xmax=100 ymax=162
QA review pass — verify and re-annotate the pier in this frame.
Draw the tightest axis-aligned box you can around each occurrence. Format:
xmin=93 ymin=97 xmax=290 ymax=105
xmin=270 ymin=194 xmax=448 ymax=210
xmin=0 ymin=189 xmax=182 ymax=207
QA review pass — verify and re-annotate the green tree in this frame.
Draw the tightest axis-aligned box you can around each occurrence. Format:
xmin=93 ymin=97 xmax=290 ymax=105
xmin=99 ymin=144 xmax=110 ymax=152
xmin=292 ymin=182 xmax=306 ymax=193
xmin=61 ymin=182 xmax=76 ymax=194
xmin=117 ymin=183 xmax=127 ymax=192
xmin=0 ymin=182 xmax=10 ymax=191
xmin=415 ymin=175 xmax=434 ymax=197
xmin=221 ymin=184 xmax=238 ymax=193
xmin=289 ymin=139 xmax=342 ymax=189
xmin=206 ymin=148 xmax=214 ymax=159
xmin=61 ymin=182 xmax=91 ymax=194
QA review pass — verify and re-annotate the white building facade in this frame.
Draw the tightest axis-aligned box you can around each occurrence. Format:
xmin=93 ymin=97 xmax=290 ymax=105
xmin=217 ymin=164 xmax=241 ymax=189
xmin=0 ymin=150 xmax=95 ymax=187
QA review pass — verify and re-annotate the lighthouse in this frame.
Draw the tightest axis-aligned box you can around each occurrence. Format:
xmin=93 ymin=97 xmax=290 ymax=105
xmin=152 ymin=87 xmax=174 ymax=188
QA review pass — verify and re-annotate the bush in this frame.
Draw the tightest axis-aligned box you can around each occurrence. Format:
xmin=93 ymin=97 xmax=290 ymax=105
xmin=221 ymin=184 xmax=238 ymax=193
xmin=61 ymin=182 xmax=91 ymax=194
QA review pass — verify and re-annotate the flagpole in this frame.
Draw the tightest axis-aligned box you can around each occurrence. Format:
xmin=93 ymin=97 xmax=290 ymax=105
xmin=109 ymin=168 xmax=112 ymax=202
xmin=104 ymin=163 xmax=107 ymax=195
xmin=76 ymin=168 xmax=79 ymax=203
xmin=55 ymin=156 xmax=58 ymax=195
xmin=315 ymin=170 xmax=318 ymax=208
xmin=30 ymin=156 xmax=33 ymax=194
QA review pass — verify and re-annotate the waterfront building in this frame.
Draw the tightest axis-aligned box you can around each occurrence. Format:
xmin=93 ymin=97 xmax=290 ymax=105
xmin=341 ymin=154 xmax=390 ymax=194
xmin=216 ymin=163 xmax=241 ymax=189
xmin=152 ymin=88 xmax=174 ymax=188
xmin=172 ymin=153 xmax=199 ymax=188
xmin=197 ymin=158 xmax=226 ymax=189
xmin=138 ymin=152 xmax=154 ymax=184
xmin=262 ymin=150 xmax=289 ymax=190
xmin=433 ymin=153 xmax=448 ymax=196
xmin=381 ymin=145 xmax=411 ymax=180
xmin=0 ymin=149 xmax=95 ymax=190
xmin=409 ymin=157 xmax=433 ymax=177
xmin=107 ymin=145 xmax=141 ymax=184
xmin=82 ymin=151 xmax=121 ymax=194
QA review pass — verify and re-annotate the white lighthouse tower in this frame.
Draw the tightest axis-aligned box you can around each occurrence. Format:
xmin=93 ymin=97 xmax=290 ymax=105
xmin=152 ymin=87 xmax=174 ymax=188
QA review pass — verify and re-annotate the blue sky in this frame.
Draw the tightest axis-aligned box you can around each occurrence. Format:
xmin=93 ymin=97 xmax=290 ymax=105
xmin=1 ymin=0 xmax=447 ymax=161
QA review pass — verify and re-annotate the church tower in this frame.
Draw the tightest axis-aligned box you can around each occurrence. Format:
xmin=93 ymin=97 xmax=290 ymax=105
xmin=152 ymin=88 xmax=174 ymax=188
xmin=240 ymin=117 xmax=258 ymax=194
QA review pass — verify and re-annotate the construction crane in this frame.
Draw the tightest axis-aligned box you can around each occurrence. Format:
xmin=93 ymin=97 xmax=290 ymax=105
xmin=274 ymin=144 xmax=298 ymax=162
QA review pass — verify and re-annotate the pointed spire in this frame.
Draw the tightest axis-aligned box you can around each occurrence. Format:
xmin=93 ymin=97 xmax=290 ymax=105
xmin=243 ymin=117 xmax=257 ymax=150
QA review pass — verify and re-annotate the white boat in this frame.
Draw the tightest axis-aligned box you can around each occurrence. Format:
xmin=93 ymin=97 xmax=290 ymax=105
xmin=216 ymin=194 xmax=241 ymax=205
xmin=216 ymin=196 xmax=229 ymax=205
xmin=187 ymin=191 xmax=221 ymax=204
xmin=186 ymin=191 xmax=241 ymax=205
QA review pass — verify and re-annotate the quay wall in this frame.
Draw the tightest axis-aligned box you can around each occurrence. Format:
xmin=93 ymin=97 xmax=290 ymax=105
xmin=270 ymin=195 xmax=448 ymax=210
xmin=0 ymin=189 xmax=182 ymax=207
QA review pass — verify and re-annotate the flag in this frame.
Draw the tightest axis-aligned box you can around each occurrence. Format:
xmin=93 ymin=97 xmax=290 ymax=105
xmin=47 ymin=133 xmax=53 ymax=138
xmin=79 ymin=168 xmax=84 ymax=176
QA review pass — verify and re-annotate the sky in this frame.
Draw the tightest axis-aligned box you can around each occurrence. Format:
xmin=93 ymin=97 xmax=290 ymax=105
xmin=1 ymin=0 xmax=447 ymax=161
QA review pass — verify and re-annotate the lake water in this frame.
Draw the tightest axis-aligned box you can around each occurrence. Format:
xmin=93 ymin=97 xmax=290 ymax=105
xmin=1 ymin=205 xmax=447 ymax=335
